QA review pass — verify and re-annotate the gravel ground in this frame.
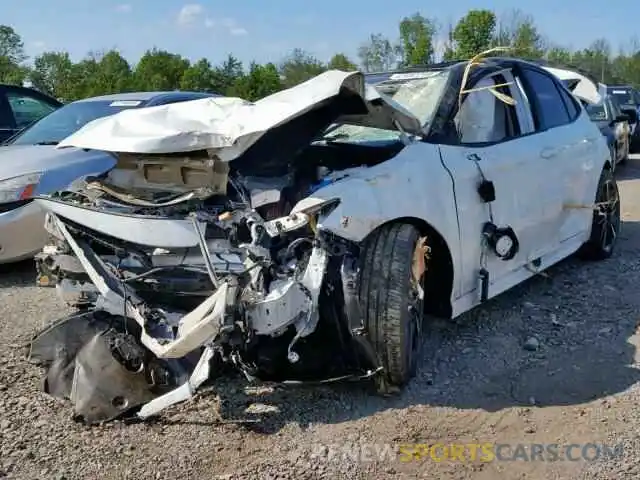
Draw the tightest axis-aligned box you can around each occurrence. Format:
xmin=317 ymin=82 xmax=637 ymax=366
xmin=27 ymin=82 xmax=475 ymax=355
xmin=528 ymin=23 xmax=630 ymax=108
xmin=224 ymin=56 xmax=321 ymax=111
xmin=3 ymin=161 xmax=640 ymax=479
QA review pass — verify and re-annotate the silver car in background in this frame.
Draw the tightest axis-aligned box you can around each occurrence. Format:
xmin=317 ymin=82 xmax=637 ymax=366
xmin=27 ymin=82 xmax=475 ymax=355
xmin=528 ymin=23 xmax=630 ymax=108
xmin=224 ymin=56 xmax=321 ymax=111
xmin=0 ymin=91 xmax=218 ymax=263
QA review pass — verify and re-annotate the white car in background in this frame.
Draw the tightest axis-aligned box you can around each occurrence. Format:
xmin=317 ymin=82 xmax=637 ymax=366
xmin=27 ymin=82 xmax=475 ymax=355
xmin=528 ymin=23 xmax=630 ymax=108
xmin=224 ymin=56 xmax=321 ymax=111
xmin=541 ymin=64 xmax=635 ymax=171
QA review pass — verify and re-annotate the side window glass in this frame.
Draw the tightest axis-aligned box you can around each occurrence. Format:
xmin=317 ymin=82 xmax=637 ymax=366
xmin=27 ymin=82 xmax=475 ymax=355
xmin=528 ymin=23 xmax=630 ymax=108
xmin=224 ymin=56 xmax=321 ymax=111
xmin=6 ymin=92 xmax=57 ymax=129
xmin=558 ymin=86 xmax=579 ymax=120
xmin=520 ymin=69 xmax=570 ymax=130
xmin=455 ymin=76 xmax=516 ymax=144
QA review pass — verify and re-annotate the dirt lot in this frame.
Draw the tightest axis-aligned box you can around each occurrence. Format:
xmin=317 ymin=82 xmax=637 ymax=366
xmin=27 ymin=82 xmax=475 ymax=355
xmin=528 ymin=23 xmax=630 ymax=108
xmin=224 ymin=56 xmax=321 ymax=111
xmin=2 ymin=161 xmax=640 ymax=480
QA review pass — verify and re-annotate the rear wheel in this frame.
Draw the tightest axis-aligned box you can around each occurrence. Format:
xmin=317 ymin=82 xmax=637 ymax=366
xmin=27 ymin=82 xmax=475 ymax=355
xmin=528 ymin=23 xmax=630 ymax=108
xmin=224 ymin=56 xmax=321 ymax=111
xmin=358 ymin=223 xmax=427 ymax=390
xmin=579 ymin=168 xmax=620 ymax=260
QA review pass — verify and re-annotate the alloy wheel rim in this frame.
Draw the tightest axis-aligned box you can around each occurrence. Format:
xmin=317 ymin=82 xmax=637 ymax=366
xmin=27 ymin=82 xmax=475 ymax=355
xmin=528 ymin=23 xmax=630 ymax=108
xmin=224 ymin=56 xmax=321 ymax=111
xmin=596 ymin=178 xmax=620 ymax=252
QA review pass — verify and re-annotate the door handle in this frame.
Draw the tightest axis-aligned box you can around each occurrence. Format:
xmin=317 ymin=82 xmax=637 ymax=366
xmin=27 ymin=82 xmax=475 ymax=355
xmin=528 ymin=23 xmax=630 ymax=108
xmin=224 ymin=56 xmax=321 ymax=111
xmin=541 ymin=147 xmax=559 ymax=159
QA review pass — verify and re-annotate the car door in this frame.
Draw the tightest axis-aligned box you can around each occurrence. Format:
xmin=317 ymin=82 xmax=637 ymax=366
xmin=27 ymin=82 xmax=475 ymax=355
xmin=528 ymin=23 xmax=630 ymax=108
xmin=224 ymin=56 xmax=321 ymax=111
xmin=516 ymin=66 xmax=599 ymax=245
xmin=438 ymin=70 xmax=547 ymax=298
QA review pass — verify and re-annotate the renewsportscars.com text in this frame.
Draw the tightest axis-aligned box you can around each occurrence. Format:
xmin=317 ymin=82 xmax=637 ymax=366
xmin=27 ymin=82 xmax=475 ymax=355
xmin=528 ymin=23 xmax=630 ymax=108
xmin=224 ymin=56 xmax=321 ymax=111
xmin=309 ymin=442 xmax=624 ymax=463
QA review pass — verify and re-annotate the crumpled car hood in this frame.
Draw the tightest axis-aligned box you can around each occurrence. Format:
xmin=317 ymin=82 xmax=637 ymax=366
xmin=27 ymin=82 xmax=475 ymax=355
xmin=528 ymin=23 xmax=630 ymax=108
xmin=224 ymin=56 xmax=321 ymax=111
xmin=57 ymin=70 xmax=422 ymax=160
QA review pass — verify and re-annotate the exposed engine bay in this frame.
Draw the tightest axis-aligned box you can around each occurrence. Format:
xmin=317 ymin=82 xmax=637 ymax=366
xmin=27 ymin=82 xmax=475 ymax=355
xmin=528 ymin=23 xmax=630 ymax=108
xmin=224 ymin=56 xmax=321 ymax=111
xmin=31 ymin=139 xmax=405 ymax=424
xmin=27 ymin=69 xmax=439 ymax=424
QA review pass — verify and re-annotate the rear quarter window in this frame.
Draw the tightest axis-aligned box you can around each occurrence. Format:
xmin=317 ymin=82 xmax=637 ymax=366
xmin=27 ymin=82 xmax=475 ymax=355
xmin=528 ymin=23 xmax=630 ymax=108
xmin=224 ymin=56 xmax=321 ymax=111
xmin=520 ymin=68 xmax=571 ymax=131
xmin=557 ymin=86 xmax=580 ymax=120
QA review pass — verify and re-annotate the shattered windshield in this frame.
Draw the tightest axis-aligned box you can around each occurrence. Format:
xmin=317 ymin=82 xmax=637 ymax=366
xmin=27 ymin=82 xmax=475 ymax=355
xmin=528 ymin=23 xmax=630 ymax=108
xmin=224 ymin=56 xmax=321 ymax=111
xmin=323 ymin=70 xmax=451 ymax=142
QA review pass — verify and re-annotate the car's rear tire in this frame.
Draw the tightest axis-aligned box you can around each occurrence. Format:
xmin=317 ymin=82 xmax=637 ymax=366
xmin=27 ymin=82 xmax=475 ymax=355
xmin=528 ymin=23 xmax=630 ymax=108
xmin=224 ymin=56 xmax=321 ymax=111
xmin=578 ymin=168 xmax=620 ymax=260
xmin=358 ymin=223 xmax=426 ymax=390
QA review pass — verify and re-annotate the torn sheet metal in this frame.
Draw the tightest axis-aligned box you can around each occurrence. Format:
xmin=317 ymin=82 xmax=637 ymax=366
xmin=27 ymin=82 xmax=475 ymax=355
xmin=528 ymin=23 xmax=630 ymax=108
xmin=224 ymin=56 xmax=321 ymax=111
xmin=37 ymin=198 xmax=208 ymax=248
xmin=137 ymin=345 xmax=214 ymax=420
xmin=29 ymin=311 xmax=113 ymax=398
xmin=53 ymin=209 xmax=231 ymax=359
xmin=70 ymin=331 xmax=164 ymax=424
xmin=56 ymin=70 xmax=422 ymax=158
xmin=32 ymin=193 xmax=363 ymax=421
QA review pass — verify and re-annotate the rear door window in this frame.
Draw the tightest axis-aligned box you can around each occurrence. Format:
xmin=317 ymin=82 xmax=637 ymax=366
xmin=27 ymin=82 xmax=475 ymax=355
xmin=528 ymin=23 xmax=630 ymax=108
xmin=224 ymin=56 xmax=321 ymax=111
xmin=557 ymin=86 xmax=580 ymax=120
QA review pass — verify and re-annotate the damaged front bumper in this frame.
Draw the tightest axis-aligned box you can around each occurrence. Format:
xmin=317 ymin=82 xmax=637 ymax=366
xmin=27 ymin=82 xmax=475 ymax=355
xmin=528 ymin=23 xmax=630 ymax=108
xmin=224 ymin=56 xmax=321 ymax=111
xmin=27 ymin=69 xmax=425 ymax=424
xmin=29 ymin=190 xmax=381 ymax=424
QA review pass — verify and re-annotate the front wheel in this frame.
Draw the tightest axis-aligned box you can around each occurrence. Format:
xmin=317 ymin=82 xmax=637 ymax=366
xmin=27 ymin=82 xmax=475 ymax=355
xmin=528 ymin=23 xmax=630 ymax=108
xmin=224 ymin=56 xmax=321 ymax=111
xmin=578 ymin=168 xmax=620 ymax=260
xmin=358 ymin=223 xmax=427 ymax=390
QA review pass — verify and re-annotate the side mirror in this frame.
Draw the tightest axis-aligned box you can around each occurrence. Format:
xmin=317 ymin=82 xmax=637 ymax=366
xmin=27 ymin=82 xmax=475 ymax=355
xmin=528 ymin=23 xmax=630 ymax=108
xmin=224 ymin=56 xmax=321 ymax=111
xmin=621 ymin=107 xmax=638 ymax=123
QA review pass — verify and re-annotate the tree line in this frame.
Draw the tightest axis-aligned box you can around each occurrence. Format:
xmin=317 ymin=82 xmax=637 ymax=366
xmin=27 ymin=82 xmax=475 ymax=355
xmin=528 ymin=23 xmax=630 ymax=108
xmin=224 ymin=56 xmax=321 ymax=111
xmin=1 ymin=9 xmax=640 ymax=102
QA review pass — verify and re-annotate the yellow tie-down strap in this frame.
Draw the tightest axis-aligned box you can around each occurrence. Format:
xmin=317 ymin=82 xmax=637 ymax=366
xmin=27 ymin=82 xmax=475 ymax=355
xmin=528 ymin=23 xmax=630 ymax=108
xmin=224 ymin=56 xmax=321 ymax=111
xmin=458 ymin=46 xmax=516 ymax=107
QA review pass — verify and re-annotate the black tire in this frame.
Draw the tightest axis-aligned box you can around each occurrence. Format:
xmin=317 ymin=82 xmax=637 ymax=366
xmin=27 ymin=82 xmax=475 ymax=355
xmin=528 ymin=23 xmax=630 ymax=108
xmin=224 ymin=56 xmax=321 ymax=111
xmin=358 ymin=223 xmax=425 ymax=388
xmin=578 ymin=168 xmax=620 ymax=260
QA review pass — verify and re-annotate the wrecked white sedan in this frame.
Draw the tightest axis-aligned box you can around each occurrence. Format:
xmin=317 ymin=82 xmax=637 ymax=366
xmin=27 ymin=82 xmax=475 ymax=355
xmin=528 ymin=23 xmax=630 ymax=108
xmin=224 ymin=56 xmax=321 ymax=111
xmin=28 ymin=57 xmax=619 ymax=424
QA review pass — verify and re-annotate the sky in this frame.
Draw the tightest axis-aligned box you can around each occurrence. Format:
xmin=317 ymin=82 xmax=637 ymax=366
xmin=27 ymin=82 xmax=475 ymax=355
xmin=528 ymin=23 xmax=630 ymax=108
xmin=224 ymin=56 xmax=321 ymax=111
xmin=3 ymin=0 xmax=638 ymax=67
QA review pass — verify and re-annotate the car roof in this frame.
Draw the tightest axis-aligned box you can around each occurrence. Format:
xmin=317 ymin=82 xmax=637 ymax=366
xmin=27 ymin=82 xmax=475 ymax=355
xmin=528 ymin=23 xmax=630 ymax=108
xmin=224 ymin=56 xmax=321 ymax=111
xmin=364 ymin=57 xmax=559 ymax=81
xmin=72 ymin=91 xmax=218 ymax=104
xmin=364 ymin=61 xmax=464 ymax=82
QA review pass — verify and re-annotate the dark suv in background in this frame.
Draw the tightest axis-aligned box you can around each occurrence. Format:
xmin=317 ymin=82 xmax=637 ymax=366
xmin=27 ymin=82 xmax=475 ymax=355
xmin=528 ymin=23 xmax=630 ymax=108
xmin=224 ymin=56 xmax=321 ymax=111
xmin=606 ymin=85 xmax=640 ymax=151
xmin=0 ymin=84 xmax=62 ymax=143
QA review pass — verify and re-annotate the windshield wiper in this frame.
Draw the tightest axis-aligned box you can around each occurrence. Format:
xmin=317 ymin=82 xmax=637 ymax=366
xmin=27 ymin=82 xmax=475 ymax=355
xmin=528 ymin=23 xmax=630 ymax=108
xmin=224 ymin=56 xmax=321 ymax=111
xmin=33 ymin=141 xmax=59 ymax=146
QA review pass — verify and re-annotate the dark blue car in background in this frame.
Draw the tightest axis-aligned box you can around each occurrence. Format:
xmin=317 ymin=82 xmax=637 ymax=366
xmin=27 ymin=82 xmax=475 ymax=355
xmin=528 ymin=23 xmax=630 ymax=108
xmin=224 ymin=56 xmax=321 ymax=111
xmin=0 ymin=84 xmax=62 ymax=143
xmin=606 ymin=85 xmax=640 ymax=150
xmin=585 ymin=95 xmax=631 ymax=172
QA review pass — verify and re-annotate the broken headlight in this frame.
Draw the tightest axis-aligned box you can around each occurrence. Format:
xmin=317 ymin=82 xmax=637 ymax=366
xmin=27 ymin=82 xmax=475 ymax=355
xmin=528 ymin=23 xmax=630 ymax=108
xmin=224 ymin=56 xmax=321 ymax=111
xmin=0 ymin=172 xmax=42 ymax=203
